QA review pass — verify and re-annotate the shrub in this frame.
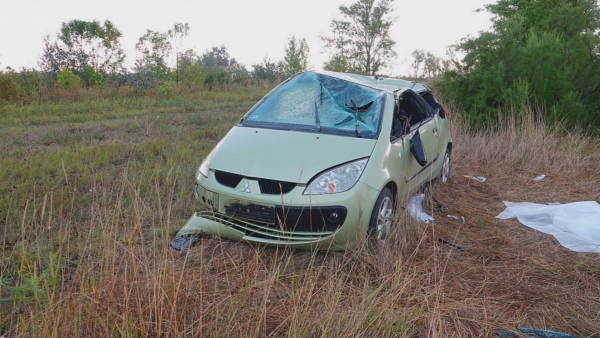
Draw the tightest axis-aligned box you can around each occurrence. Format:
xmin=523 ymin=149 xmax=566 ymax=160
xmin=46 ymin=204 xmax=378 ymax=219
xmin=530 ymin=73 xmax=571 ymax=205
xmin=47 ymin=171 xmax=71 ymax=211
xmin=159 ymin=81 xmax=174 ymax=98
xmin=56 ymin=68 xmax=81 ymax=90
xmin=0 ymin=72 xmax=21 ymax=102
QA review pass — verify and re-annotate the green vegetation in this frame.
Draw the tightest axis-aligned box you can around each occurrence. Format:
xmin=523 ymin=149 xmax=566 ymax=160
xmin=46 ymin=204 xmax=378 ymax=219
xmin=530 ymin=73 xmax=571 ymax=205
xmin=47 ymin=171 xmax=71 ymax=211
xmin=436 ymin=0 xmax=600 ymax=131
xmin=1 ymin=84 xmax=599 ymax=336
xmin=40 ymin=19 xmax=125 ymax=84
xmin=2 ymin=0 xmax=600 ymax=335
xmin=321 ymin=0 xmax=396 ymax=75
xmin=251 ymin=36 xmax=311 ymax=82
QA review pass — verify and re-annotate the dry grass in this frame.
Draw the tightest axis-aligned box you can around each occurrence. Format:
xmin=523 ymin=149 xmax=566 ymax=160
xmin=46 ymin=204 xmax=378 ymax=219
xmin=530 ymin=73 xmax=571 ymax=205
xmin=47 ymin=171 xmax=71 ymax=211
xmin=1 ymin=97 xmax=599 ymax=337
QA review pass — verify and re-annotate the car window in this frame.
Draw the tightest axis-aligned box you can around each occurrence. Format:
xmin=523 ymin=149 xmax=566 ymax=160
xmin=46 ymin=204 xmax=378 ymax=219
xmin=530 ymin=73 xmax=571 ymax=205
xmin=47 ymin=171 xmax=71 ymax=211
xmin=390 ymin=101 xmax=404 ymax=141
xmin=398 ymin=91 xmax=431 ymax=128
xmin=419 ymin=91 xmax=441 ymax=114
xmin=241 ymin=72 xmax=386 ymax=139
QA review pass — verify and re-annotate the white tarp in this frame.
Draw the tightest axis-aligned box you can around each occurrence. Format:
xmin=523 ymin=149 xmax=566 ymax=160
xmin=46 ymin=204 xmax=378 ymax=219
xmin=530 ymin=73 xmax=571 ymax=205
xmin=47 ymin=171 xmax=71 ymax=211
xmin=496 ymin=201 xmax=600 ymax=253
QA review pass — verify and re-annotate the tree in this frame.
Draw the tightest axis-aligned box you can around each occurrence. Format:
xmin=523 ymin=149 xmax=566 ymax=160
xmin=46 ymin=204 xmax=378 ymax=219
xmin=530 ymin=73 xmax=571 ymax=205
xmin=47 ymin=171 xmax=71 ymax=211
xmin=200 ymin=46 xmax=239 ymax=70
xmin=251 ymin=57 xmax=286 ymax=82
xmin=200 ymin=46 xmax=248 ymax=87
xmin=135 ymin=23 xmax=189 ymax=80
xmin=39 ymin=20 xmax=125 ymax=85
xmin=423 ymin=52 xmax=442 ymax=78
xmin=321 ymin=0 xmax=397 ymax=75
xmin=283 ymin=36 xmax=310 ymax=76
xmin=436 ymin=0 xmax=600 ymax=130
xmin=410 ymin=49 xmax=425 ymax=78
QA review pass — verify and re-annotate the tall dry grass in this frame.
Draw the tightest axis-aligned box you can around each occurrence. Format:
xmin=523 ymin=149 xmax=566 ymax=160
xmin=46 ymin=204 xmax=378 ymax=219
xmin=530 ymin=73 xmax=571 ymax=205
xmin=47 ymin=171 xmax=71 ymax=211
xmin=1 ymin=105 xmax=599 ymax=337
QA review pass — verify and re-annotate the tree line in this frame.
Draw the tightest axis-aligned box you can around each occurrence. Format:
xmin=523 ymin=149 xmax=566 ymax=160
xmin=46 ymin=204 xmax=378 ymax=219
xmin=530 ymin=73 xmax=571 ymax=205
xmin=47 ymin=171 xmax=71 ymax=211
xmin=0 ymin=0 xmax=402 ymax=100
xmin=1 ymin=0 xmax=599 ymax=131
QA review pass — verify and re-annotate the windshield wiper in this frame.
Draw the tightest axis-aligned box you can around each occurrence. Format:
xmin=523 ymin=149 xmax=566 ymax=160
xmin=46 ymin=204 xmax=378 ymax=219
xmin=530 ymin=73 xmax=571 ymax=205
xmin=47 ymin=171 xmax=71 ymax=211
xmin=320 ymin=83 xmax=323 ymax=105
xmin=350 ymin=99 xmax=362 ymax=138
xmin=314 ymin=101 xmax=322 ymax=132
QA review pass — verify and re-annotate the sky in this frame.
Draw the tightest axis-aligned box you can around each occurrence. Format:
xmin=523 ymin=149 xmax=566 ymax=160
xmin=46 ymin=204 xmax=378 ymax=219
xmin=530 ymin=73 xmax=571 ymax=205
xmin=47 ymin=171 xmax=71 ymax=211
xmin=0 ymin=0 xmax=494 ymax=76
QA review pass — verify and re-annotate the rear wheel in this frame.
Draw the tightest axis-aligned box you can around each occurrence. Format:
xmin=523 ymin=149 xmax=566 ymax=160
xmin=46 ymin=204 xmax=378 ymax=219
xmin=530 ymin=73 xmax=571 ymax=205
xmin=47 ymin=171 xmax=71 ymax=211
xmin=368 ymin=187 xmax=394 ymax=242
xmin=441 ymin=148 xmax=451 ymax=184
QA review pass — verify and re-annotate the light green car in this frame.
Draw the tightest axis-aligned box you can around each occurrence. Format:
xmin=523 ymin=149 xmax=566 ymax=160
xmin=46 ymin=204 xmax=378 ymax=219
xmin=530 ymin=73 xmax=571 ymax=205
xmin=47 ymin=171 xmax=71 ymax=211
xmin=171 ymin=71 xmax=452 ymax=251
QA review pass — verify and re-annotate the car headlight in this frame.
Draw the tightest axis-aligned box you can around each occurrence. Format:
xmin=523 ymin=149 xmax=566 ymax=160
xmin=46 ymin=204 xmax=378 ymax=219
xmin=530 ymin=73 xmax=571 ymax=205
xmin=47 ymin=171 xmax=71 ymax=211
xmin=304 ymin=158 xmax=368 ymax=195
xmin=198 ymin=153 xmax=212 ymax=178
xmin=197 ymin=139 xmax=225 ymax=179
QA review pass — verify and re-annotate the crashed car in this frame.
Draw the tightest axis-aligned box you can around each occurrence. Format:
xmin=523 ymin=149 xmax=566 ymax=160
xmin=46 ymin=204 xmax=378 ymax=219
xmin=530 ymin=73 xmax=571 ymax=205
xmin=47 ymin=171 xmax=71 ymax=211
xmin=171 ymin=71 xmax=452 ymax=251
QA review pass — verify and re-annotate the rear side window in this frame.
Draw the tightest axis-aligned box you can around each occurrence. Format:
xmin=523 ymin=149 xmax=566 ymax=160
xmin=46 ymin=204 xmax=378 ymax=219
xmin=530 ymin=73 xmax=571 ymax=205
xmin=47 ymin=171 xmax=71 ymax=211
xmin=420 ymin=91 xmax=442 ymax=114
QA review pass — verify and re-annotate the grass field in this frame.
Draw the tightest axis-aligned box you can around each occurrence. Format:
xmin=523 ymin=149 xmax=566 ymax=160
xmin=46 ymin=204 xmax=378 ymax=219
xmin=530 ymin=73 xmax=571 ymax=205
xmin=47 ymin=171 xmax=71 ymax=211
xmin=1 ymin=85 xmax=599 ymax=337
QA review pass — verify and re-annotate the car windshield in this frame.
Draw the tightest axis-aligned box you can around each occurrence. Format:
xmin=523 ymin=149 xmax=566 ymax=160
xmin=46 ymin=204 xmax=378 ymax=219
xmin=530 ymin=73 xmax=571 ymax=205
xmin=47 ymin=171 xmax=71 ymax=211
xmin=240 ymin=72 xmax=385 ymax=138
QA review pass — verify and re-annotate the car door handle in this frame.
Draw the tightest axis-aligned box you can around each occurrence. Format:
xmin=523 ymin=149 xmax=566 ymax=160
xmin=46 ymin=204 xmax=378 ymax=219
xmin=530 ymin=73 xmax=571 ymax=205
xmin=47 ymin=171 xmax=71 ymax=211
xmin=432 ymin=127 xmax=438 ymax=138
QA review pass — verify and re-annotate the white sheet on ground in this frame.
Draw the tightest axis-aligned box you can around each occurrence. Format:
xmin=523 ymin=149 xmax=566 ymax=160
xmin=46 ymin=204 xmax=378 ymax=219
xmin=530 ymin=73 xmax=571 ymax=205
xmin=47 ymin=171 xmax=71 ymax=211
xmin=496 ymin=201 xmax=600 ymax=253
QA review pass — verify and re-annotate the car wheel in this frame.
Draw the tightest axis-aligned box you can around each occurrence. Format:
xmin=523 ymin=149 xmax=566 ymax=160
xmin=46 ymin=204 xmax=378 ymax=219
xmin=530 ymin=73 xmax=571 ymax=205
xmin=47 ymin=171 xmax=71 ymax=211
xmin=368 ymin=187 xmax=394 ymax=242
xmin=441 ymin=148 xmax=451 ymax=184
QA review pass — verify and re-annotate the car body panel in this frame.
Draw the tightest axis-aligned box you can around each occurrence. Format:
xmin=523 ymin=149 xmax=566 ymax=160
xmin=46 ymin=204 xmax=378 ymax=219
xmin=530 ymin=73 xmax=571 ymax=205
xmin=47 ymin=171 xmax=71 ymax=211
xmin=211 ymin=126 xmax=377 ymax=184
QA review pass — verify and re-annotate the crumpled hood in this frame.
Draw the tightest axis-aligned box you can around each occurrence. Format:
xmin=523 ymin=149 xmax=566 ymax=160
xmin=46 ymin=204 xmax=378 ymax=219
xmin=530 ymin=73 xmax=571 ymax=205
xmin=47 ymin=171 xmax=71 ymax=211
xmin=210 ymin=126 xmax=377 ymax=184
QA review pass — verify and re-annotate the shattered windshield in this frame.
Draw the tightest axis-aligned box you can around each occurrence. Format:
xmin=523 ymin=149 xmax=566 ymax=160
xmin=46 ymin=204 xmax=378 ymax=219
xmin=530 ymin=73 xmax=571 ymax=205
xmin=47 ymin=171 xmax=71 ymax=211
xmin=240 ymin=72 xmax=386 ymax=138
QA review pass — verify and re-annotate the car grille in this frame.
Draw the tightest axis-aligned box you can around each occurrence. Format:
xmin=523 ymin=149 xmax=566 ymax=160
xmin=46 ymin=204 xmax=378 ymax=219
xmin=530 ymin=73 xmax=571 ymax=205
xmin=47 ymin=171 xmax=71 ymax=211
xmin=197 ymin=211 xmax=337 ymax=242
xmin=214 ymin=170 xmax=297 ymax=194
xmin=215 ymin=171 xmax=243 ymax=188
xmin=258 ymin=179 xmax=296 ymax=194
xmin=223 ymin=204 xmax=346 ymax=232
xmin=224 ymin=202 xmax=275 ymax=223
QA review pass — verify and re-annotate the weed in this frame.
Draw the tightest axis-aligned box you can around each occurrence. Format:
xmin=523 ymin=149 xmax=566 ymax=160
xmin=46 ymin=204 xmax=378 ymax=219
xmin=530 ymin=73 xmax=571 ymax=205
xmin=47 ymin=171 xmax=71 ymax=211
xmin=0 ymin=88 xmax=599 ymax=337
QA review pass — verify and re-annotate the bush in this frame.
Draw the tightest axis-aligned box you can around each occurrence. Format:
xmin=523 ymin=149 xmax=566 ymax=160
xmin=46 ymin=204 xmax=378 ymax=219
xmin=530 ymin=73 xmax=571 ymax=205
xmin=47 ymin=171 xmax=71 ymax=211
xmin=159 ymin=81 xmax=174 ymax=98
xmin=181 ymin=63 xmax=205 ymax=86
xmin=436 ymin=0 xmax=600 ymax=132
xmin=0 ymin=72 xmax=21 ymax=102
xmin=84 ymin=66 xmax=104 ymax=87
xmin=57 ymin=69 xmax=81 ymax=90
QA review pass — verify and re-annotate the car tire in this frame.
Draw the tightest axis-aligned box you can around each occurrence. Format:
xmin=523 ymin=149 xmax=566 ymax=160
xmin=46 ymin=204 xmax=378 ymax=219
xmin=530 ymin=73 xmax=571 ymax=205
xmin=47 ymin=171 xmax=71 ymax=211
xmin=441 ymin=148 xmax=451 ymax=184
xmin=368 ymin=187 xmax=394 ymax=242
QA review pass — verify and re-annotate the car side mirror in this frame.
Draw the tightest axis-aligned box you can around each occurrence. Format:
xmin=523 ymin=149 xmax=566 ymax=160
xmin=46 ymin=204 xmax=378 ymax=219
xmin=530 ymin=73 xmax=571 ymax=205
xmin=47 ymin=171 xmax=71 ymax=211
xmin=410 ymin=129 xmax=427 ymax=166
xmin=438 ymin=107 xmax=447 ymax=119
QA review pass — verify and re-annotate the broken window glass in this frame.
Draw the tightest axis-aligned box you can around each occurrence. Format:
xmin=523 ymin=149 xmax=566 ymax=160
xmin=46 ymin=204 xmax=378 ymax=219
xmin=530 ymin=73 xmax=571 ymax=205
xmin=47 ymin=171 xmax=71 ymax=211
xmin=242 ymin=72 xmax=385 ymax=138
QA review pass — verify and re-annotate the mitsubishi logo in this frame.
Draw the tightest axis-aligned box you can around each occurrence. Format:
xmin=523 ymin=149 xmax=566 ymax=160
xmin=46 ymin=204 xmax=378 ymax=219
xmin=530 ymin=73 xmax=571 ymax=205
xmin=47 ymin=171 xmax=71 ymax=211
xmin=240 ymin=182 xmax=251 ymax=193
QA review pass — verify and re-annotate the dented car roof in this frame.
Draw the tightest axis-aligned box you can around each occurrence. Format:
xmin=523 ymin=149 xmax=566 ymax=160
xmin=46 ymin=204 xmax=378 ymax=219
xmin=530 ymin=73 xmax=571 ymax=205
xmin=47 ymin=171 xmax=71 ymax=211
xmin=318 ymin=70 xmax=430 ymax=94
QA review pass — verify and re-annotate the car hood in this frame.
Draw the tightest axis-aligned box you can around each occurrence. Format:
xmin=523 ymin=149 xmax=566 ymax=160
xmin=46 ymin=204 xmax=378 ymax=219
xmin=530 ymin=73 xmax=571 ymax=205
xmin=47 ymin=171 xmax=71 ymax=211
xmin=210 ymin=126 xmax=377 ymax=184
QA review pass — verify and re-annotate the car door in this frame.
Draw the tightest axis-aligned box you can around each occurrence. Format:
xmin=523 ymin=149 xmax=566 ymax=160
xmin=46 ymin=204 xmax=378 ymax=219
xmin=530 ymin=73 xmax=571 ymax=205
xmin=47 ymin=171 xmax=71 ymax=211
xmin=397 ymin=90 xmax=441 ymax=190
xmin=389 ymin=98 xmax=424 ymax=199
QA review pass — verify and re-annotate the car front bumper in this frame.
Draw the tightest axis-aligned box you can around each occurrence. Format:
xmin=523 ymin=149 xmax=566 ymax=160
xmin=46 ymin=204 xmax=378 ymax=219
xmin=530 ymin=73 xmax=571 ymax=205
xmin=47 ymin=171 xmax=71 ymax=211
xmin=174 ymin=172 xmax=381 ymax=251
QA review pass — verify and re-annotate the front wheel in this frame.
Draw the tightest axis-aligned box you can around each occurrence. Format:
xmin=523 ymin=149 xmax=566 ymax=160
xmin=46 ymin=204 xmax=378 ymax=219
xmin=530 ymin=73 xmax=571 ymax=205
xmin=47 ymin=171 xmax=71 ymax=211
xmin=368 ymin=187 xmax=395 ymax=242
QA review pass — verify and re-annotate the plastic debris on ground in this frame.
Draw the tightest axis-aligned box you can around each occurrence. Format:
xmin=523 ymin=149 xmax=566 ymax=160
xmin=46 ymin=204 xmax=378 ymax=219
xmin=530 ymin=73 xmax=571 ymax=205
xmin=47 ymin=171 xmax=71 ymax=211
xmin=447 ymin=214 xmax=466 ymax=222
xmin=494 ymin=328 xmax=579 ymax=338
xmin=464 ymin=175 xmax=487 ymax=182
xmin=497 ymin=201 xmax=600 ymax=253
xmin=518 ymin=327 xmax=579 ymax=338
xmin=533 ymin=174 xmax=546 ymax=182
xmin=170 ymin=235 xmax=201 ymax=251
xmin=408 ymin=193 xmax=434 ymax=223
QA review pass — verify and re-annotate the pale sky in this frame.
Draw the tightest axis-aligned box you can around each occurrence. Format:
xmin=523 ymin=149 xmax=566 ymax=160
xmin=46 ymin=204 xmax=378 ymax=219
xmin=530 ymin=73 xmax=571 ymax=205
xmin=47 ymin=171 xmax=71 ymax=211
xmin=0 ymin=0 xmax=494 ymax=76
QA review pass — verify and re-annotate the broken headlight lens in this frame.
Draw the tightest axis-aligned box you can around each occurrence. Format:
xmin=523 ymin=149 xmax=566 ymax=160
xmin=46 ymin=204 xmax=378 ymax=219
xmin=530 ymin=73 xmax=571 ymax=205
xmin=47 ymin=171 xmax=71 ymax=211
xmin=304 ymin=158 xmax=368 ymax=195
